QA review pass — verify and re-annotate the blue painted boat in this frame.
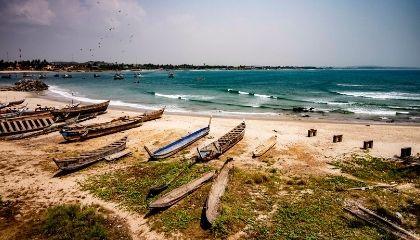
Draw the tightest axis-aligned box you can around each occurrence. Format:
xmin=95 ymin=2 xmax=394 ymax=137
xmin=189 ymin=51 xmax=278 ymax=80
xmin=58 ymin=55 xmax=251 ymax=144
xmin=144 ymin=118 xmax=211 ymax=160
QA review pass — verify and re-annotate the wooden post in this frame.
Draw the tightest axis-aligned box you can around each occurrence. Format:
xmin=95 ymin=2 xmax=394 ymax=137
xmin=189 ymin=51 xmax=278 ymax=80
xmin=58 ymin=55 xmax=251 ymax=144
xmin=308 ymin=129 xmax=317 ymax=137
xmin=400 ymin=147 xmax=411 ymax=158
xmin=363 ymin=140 xmax=373 ymax=149
xmin=333 ymin=134 xmax=343 ymax=143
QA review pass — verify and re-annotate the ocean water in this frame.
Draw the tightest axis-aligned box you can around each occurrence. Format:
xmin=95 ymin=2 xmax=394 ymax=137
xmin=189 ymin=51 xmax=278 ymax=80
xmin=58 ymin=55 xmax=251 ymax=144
xmin=1 ymin=69 xmax=420 ymax=121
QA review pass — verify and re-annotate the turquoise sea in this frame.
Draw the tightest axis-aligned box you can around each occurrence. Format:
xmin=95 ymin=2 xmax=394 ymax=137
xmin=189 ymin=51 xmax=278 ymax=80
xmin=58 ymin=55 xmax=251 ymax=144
xmin=1 ymin=69 xmax=420 ymax=122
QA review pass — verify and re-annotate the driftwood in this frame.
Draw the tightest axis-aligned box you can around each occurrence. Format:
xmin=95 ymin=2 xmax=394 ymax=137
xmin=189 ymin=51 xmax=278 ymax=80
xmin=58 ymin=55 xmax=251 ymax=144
xmin=344 ymin=204 xmax=419 ymax=240
xmin=204 ymin=158 xmax=234 ymax=225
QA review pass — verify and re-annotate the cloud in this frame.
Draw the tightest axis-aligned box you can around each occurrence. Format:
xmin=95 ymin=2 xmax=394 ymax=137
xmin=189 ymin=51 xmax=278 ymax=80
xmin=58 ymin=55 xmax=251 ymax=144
xmin=1 ymin=0 xmax=55 ymax=26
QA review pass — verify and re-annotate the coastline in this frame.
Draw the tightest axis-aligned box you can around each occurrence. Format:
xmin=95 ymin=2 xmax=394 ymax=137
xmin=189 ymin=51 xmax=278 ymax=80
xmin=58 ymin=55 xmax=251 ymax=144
xmin=41 ymin=88 xmax=420 ymax=126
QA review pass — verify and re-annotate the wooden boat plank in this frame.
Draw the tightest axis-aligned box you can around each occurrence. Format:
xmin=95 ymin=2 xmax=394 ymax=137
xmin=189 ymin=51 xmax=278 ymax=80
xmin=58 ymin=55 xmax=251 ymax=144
xmin=205 ymin=160 xmax=234 ymax=225
xmin=1 ymin=122 xmax=8 ymax=133
xmin=149 ymin=171 xmax=215 ymax=209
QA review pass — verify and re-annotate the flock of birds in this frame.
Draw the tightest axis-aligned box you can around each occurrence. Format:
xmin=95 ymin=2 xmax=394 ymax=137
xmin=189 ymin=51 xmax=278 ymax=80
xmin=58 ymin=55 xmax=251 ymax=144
xmin=78 ymin=1 xmax=137 ymax=60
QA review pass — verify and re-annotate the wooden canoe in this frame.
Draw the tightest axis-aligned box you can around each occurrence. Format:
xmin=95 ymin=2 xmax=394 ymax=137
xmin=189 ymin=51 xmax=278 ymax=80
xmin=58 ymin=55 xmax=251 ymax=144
xmin=53 ymin=136 xmax=128 ymax=171
xmin=2 ymin=113 xmax=96 ymax=140
xmin=145 ymin=119 xmax=211 ymax=160
xmin=0 ymin=112 xmax=55 ymax=138
xmin=51 ymin=100 xmax=110 ymax=120
xmin=252 ymin=135 xmax=277 ymax=158
xmin=149 ymin=171 xmax=215 ymax=209
xmin=60 ymin=108 xmax=164 ymax=141
xmin=205 ymin=158 xmax=234 ymax=225
xmin=197 ymin=121 xmax=245 ymax=161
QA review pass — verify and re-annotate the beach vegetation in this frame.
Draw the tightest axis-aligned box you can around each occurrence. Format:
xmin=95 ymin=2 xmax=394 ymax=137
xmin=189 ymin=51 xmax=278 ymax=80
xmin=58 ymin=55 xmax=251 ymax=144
xmin=81 ymin=154 xmax=419 ymax=239
xmin=0 ymin=204 xmax=131 ymax=240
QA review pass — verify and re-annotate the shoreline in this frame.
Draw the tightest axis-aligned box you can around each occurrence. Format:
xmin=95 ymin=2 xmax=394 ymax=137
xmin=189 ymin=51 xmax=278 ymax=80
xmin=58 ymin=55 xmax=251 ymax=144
xmin=39 ymin=89 xmax=420 ymax=126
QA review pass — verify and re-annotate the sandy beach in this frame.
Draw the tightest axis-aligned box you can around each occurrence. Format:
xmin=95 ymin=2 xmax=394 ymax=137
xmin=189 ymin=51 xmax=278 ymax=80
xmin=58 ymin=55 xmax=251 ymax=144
xmin=0 ymin=90 xmax=419 ymax=239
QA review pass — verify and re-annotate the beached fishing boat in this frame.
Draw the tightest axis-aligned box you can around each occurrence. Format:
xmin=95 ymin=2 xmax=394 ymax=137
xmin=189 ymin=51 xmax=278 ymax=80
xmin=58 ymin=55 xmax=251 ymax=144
xmin=3 ymin=114 xmax=96 ymax=140
xmin=0 ymin=112 xmax=55 ymax=138
xmin=252 ymin=135 xmax=277 ymax=158
xmin=197 ymin=121 xmax=245 ymax=161
xmin=149 ymin=171 xmax=215 ymax=209
xmin=51 ymin=100 xmax=110 ymax=120
xmin=60 ymin=108 xmax=164 ymax=141
xmin=144 ymin=118 xmax=211 ymax=160
xmin=53 ymin=136 xmax=128 ymax=171
xmin=205 ymin=158 xmax=234 ymax=225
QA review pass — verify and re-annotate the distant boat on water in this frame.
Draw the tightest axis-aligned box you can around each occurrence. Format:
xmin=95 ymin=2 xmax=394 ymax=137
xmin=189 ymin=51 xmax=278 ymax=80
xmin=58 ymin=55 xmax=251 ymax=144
xmin=168 ymin=71 xmax=174 ymax=78
xmin=94 ymin=74 xmax=100 ymax=78
xmin=134 ymin=72 xmax=142 ymax=78
xmin=1 ymin=74 xmax=12 ymax=79
xmin=63 ymin=74 xmax=72 ymax=78
xmin=54 ymin=74 xmax=59 ymax=77
xmin=39 ymin=74 xmax=47 ymax=79
xmin=22 ymin=73 xmax=32 ymax=78
xmin=113 ymin=73 xmax=124 ymax=80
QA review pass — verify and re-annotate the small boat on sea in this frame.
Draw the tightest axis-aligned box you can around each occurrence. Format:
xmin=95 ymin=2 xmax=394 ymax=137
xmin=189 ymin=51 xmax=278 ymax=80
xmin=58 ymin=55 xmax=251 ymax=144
xmin=62 ymin=74 xmax=72 ymax=78
xmin=168 ymin=72 xmax=174 ymax=78
xmin=39 ymin=74 xmax=47 ymax=79
xmin=94 ymin=74 xmax=100 ymax=78
xmin=0 ymin=112 xmax=55 ymax=138
xmin=54 ymin=74 xmax=60 ymax=77
xmin=252 ymin=135 xmax=277 ymax=158
xmin=51 ymin=101 xmax=110 ymax=120
xmin=205 ymin=158 xmax=234 ymax=225
xmin=133 ymin=72 xmax=142 ymax=78
xmin=1 ymin=74 xmax=12 ymax=79
xmin=53 ymin=136 xmax=128 ymax=171
xmin=113 ymin=73 xmax=124 ymax=80
xmin=149 ymin=171 xmax=215 ymax=210
xmin=197 ymin=121 xmax=246 ymax=161
xmin=60 ymin=108 xmax=164 ymax=141
xmin=22 ymin=73 xmax=33 ymax=78
xmin=144 ymin=118 xmax=211 ymax=160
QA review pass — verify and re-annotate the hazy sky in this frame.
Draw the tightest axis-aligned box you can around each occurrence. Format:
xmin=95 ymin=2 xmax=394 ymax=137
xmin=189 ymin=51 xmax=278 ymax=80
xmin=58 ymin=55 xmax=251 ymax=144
xmin=0 ymin=0 xmax=419 ymax=66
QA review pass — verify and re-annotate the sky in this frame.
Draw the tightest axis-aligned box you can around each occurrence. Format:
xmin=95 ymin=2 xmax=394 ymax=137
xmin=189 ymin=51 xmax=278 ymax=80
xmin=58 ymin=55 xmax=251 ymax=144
xmin=0 ymin=0 xmax=419 ymax=67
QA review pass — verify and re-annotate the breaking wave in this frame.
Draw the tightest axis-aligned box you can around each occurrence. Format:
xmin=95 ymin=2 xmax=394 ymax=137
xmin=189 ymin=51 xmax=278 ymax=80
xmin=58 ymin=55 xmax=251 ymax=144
xmin=334 ymin=91 xmax=420 ymax=100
